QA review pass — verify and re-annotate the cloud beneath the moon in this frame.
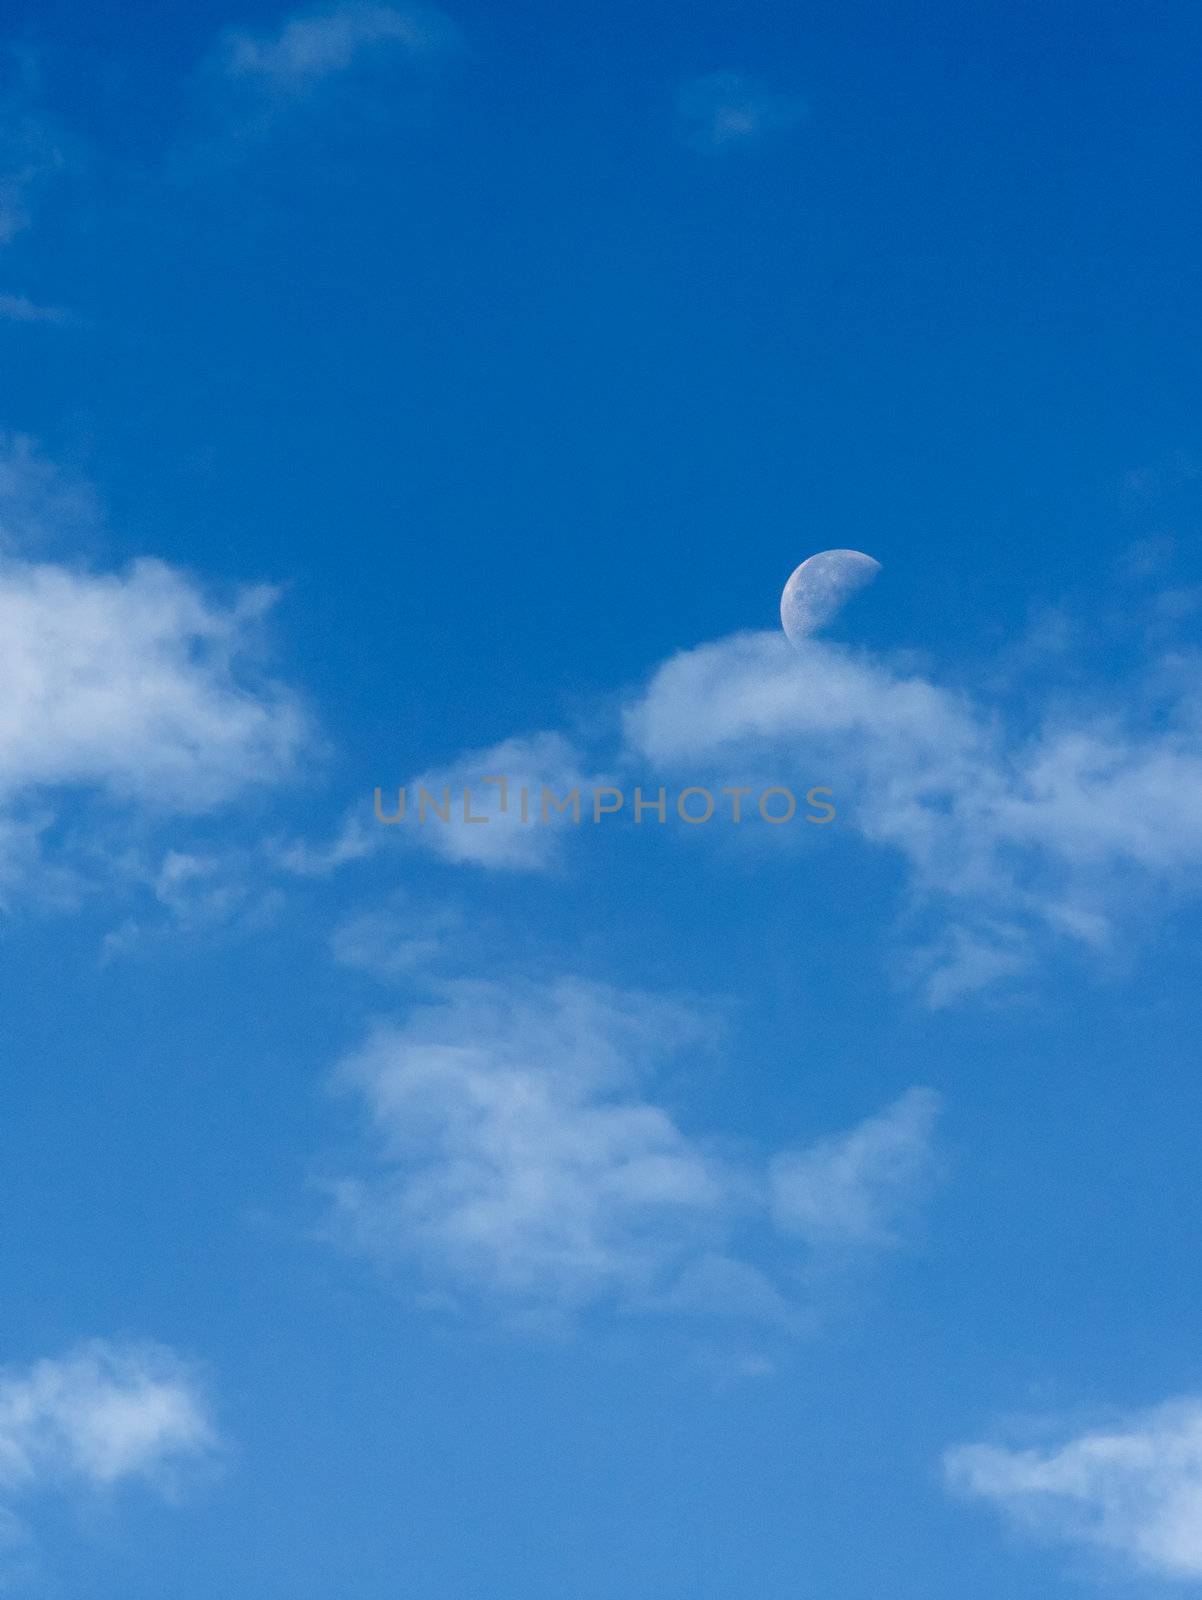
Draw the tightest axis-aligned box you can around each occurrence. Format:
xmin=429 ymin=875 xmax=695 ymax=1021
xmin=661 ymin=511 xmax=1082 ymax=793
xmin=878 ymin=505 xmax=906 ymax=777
xmin=624 ymin=626 xmax=1202 ymax=999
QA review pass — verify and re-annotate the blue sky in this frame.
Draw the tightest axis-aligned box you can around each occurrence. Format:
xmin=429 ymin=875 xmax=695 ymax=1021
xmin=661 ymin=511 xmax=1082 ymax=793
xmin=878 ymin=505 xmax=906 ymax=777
xmin=3 ymin=1 xmax=1202 ymax=1595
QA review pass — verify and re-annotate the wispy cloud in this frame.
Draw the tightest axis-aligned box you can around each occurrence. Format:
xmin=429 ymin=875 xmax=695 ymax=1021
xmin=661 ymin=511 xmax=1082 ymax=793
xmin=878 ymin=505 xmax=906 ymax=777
xmin=0 ymin=292 xmax=69 ymax=325
xmin=675 ymin=72 xmax=806 ymax=151
xmin=292 ymin=732 xmax=602 ymax=879
xmin=770 ymin=1087 xmax=942 ymax=1250
xmin=220 ymin=2 xmax=453 ymax=90
xmin=274 ymin=809 xmax=375 ymax=877
xmin=330 ymin=895 xmax=463 ymax=979
xmin=206 ymin=1 xmax=457 ymax=136
xmin=946 ymin=1396 xmax=1202 ymax=1581
xmin=0 ymin=432 xmax=96 ymax=549
xmin=0 ymin=53 xmax=72 ymax=328
xmin=327 ymin=974 xmax=940 ymax=1330
xmin=97 ymin=845 xmax=289 ymax=963
xmin=0 ymin=55 xmax=65 ymax=247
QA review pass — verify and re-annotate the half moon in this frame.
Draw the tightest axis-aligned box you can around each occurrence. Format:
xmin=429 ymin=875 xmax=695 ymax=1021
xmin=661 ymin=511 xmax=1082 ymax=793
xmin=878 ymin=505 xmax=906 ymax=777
xmin=780 ymin=549 xmax=881 ymax=647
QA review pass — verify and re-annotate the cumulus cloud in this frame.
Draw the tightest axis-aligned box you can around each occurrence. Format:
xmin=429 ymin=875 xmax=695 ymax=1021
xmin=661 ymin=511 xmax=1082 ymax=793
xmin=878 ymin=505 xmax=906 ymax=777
xmin=328 ymin=976 xmax=940 ymax=1327
xmin=0 ymin=1340 xmax=217 ymax=1505
xmin=945 ymin=1397 xmax=1202 ymax=1581
xmin=676 ymin=72 xmax=806 ymax=151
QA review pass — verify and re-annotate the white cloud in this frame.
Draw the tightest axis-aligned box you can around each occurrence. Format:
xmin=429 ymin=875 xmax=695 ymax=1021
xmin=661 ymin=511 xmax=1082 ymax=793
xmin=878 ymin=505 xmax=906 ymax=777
xmin=770 ymin=1087 xmax=941 ymax=1249
xmin=329 ymin=975 xmax=941 ymax=1327
xmin=0 ymin=553 xmax=306 ymax=812
xmin=0 ymin=1340 xmax=216 ymax=1500
xmin=676 ymin=72 xmax=806 ymax=150
xmin=0 ymin=438 xmax=308 ymax=916
xmin=218 ymin=2 xmax=454 ymax=99
xmin=946 ymin=1397 xmax=1202 ymax=1581
xmin=331 ymin=979 xmax=728 ymax=1317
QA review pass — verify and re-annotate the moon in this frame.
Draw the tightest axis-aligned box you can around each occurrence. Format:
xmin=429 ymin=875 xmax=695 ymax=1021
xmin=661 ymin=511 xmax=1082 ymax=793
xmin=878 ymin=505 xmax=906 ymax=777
xmin=779 ymin=549 xmax=881 ymax=647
